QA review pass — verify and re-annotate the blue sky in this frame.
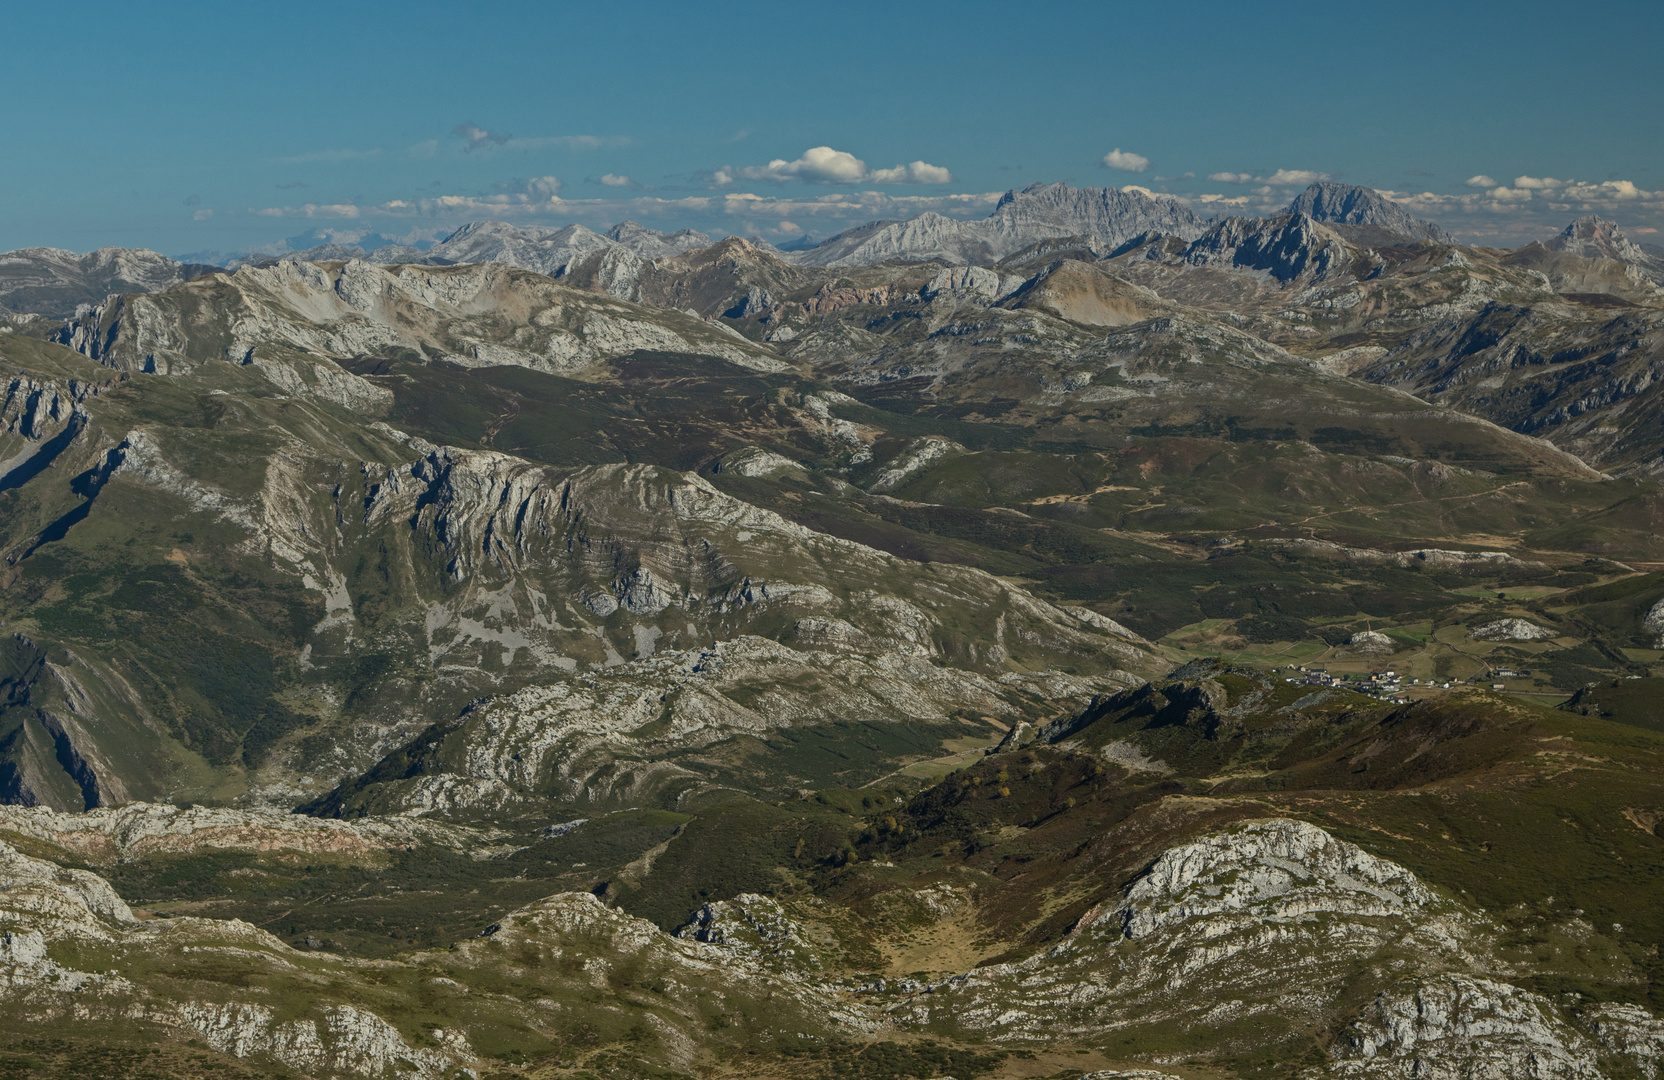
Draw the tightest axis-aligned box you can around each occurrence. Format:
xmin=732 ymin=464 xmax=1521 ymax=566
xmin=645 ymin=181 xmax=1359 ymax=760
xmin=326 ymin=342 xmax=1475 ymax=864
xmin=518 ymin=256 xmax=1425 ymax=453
xmin=5 ymin=0 xmax=1662 ymax=256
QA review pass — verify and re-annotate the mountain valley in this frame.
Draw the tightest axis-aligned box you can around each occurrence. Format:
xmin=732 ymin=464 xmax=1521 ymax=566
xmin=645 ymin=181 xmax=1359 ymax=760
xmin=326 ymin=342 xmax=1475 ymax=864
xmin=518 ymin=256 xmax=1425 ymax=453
xmin=3 ymin=180 xmax=1664 ymax=1080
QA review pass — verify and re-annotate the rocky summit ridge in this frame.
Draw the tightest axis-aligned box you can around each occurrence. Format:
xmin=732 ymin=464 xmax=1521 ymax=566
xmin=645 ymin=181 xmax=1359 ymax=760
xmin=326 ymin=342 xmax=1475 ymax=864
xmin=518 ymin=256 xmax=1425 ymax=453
xmin=3 ymin=815 xmax=1660 ymax=1079
xmin=1286 ymin=181 xmax=1453 ymax=244
xmin=0 ymin=246 xmax=219 ymax=320
xmin=790 ymin=181 xmax=1211 ymax=267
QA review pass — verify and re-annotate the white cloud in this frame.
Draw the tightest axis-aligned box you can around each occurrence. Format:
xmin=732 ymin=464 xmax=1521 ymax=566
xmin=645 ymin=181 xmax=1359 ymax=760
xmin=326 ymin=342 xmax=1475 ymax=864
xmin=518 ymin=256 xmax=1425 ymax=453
xmin=1513 ymin=175 xmax=1563 ymax=190
xmin=738 ymin=146 xmax=952 ymax=184
xmin=599 ymin=173 xmax=633 ymax=187
xmin=1264 ymin=169 xmax=1327 ymax=186
xmin=452 ymin=121 xmax=510 ymax=152
xmin=1102 ymin=148 xmax=1150 ymax=172
xmin=1198 ymin=193 xmax=1250 ymax=206
xmin=192 ymin=208 xmax=214 ymax=221
xmin=1368 ymin=179 xmax=1664 ymax=244
xmin=1208 ymin=169 xmax=1328 ymax=186
xmin=869 ymin=160 xmax=954 ymax=184
xmin=490 ymin=176 xmax=563 ymax=199
xmin=1465 ymin=175 xmax=1498 ymax=188
xmin=743 ymin=146 xmax=870 ymax=183
xmin=1562 ymin=178 xmax=1647 ymax=200
xmin=255 ymin=203 xmax=362 ymax=219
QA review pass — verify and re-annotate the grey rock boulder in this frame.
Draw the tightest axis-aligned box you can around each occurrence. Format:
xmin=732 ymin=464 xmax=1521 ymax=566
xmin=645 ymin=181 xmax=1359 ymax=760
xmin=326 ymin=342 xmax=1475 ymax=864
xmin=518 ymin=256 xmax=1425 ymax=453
xmin=1326 ymin=974 xmax=1603 ymax=1079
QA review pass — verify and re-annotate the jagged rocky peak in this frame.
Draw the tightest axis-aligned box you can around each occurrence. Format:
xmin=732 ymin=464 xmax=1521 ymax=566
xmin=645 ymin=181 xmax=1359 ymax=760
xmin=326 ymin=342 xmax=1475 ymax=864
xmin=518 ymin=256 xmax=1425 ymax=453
xmin=604 ymin=220 xmax=713 ymax=258
xmin=401 ymin=220 xmax=717 ymax=282
xmin=1183 ymin=211 xmax=1362 ymax=283
xmin=791 ymin=181 xmax=1208 ymax=268
xmin=1286 ymin=181 xmax=1452 ymax=244
xmin=1545 ymin=214 xmax=1655 ymax=264
xmin=984 ymin=181 xmax=1210 ymax=246
xmin=420 ymin=220 xmax=618 ymax=277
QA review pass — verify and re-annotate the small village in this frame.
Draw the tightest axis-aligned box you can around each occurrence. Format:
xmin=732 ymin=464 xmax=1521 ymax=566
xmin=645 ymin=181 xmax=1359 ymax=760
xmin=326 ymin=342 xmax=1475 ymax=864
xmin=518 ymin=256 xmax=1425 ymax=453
xmin=1281 ymin=664 xmax=1532 ymax=704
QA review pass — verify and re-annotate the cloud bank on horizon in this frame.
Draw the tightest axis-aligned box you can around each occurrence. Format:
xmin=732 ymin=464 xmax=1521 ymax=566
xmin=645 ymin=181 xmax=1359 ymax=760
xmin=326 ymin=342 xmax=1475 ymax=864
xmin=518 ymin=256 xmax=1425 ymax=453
xmin=238 ymin=127 xmax=1664 ymax=251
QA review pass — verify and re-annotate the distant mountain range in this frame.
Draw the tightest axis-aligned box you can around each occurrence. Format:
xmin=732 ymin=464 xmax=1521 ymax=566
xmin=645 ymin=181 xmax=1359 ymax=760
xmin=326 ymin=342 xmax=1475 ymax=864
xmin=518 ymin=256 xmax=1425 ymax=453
xmin=0 ymin=246 xmax=219 ymax=319
xmin=0 ymin=181 xmax=1592 ymax=310
xmin=8 ymin=180 xmax=1664 ymax=477
xmin=787 ymin=181 xmax=1211 ymax=266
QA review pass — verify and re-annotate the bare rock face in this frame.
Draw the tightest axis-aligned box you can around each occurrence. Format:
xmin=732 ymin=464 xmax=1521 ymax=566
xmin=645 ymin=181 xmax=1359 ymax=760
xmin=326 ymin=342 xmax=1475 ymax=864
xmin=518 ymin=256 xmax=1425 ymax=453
xmin=1183 ymin=213 xmax=1359 ymax=284
xmin=710 ymin=445 xmax=807 ymax=479
xmin=1546 ymin=215 xmax=1658 ymax=268
xmin=603 ymin=221 xmax=714 ymax=259
xmin=419 ymin=221 xmax=619 ymax=278
xmin=981 ymin=182 xmax=1210 ymax=254
xmin=0 ymin=838 xmax=137 ymax=933
xmin=415 ymin=219 xmax=714 ymax=277
xmin=921 ymin=265 xmax=1028 ymax=304
xmin=1582 ymin=1004 xmax=1664 ymax=1079
xmin=0 ymin=246 xmax=217 ymax=319
xmin=1325 ymin=974 xmax=1603 ymax=1079
xmin=793 ymin=183 xmax=1208 ymax=268
xmin=0 ymin=802 xmax=479 ymax=861
xmin=0 ymin=840 xmax=861 ymax=1079
xmin=869 ymin=436 xmax=966 ymax=491
xmin=1120 ymin=819 xmax=1435 ymax=940
xmin=53 ymin=258 xmax=784 ymax=385
xmin=912 ymin=819 xmax=1476 ymax=1050
xmin=1286 ymin=182 xmax=1453 ymax=244
xmin=163 ymin=1001 xmax=465 ymax=1080
xmin=674 ymin=893 xmax=842 ymax=972
xmin=369 ymin=220 xmax=718 ymax=301
xmin=1469 ymin=618 xmax=1558 ymax=642
xmin=1347 ymin=629 xmax=1397 ymax=654
xmin=4 ymin=815 xmax=1663 ymax=1080
xmin=314 ymin=635 xmax=1069 ymax=816
xmin=1644 ymin=597 xmax=1664 ymax=647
